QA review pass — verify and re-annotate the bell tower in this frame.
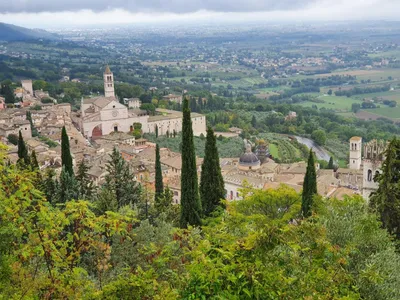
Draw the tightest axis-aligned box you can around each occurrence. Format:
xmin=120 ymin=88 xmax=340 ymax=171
xmin=104 ymin=65 xmax=115 ymax=98
xmin=349 ymin=136 xmax=362 ymax=170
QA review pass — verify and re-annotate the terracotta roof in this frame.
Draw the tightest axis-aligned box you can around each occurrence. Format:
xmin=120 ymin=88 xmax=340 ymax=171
xmin=350 ymin=136 xmax=362 ymax=141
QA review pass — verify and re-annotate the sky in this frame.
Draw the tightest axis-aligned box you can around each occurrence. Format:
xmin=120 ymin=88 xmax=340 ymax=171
xmin=0 ymin=0 xmax=399 ymax=28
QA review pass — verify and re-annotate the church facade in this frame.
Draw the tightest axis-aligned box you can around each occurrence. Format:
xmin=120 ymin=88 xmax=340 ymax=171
xmin=80 ymin=66 xmax=206 ymax=139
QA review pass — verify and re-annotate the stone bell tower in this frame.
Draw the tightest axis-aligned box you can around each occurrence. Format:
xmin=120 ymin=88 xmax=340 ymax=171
xmin=103 ymin=65 xmax=115 ymax=98
xmin=349 ymin=136 xmax=362 ymax=170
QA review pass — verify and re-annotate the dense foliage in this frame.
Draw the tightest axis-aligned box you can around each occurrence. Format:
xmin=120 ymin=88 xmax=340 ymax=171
xmin=2 ymin=143 xmax=400 ymax=298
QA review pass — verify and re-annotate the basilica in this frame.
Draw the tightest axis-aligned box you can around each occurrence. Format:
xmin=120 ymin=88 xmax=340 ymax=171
xmin=80 ymin=66 xmax=206 ymax=139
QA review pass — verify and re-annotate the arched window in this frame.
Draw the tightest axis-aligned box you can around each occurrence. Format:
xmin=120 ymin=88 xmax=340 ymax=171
xmin=367 ymin=169 xmax=372 ymax=182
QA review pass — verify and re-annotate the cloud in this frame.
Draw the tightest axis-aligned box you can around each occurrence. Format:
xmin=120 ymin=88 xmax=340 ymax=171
xmin=0 ymin=0 xmax=398 ymax=28
xmin=1 ymin=0 xmax=319 ymax=14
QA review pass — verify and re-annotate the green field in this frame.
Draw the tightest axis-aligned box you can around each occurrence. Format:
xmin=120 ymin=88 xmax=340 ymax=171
xmin=352 ymin=90 xmax=400 ymax=103
xmin=298 ymin=95 xmax=362 ymax=112
xmin=368 ymin=107 xmax=400 ymax=119
xmin=269 ymin=144 xmax=279 ymax=159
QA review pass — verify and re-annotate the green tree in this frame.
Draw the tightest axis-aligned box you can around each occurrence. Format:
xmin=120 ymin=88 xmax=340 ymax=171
xmin=76 ymin=159 xmax=94 ymax=199
xmin=312 ymin=129 xmax=327 ymax=146
xmin=61 ymin=126 xmax=73 ymax=175
xmin=370 ymin=138 xmax=400 ymax=238
xmin=180 ymin=98 xmax=202 ymax=228
xmin=328 ymin=156 xmax=334 ymax=169
xmin=17 ymin=131 xmax=29 ymax=165
xmin=301 ymin=149 xmax=318 ymax=218
xmin=44 ymin=168 xmax=58 ymax=204
xmin=1 ymin=84 xmax=15 ymax=104
xmin=26 ymin=111 xmax=38 ymax=137
xmin=56 ymin=167 xmax=79 ymax=204
xmin=155 ymin=125 xmax=159 ymax=138
xmin=251 ymin=115 xmax=257 ymax=128
xmin=200 ymin=127 xmax=225 ymax=217
xmin=352 ymin=103 xmax=361 ymax=113
xmin=7 ymin=134 xmax=18 ymax=145
xmin=30 ymin=150 xmax=39 ymax=170
xmin=104 ymin=147 xmax=141 ymax=208
xmin=132 ymin=122 xmax=142 ymax=139
xmin=155 ymin=144 xmax=164 ymax=204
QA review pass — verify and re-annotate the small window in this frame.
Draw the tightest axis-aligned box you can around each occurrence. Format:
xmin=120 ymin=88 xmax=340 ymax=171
xmin=367 ymin=169 xmax=373 ymax=182
xmin=112 ymin=105 xmax=115 ymax=108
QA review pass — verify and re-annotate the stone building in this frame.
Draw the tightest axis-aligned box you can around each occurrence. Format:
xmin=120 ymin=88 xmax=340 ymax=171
xmin=80 ymin=66 xmax=206 ymax=139
xmin=362 ymin=139 xmax=387 ymax=200
xmin=21 ymin=80 xmax=33 ymax=96
xmin=336 ymin=137 xmax=387 ymax=200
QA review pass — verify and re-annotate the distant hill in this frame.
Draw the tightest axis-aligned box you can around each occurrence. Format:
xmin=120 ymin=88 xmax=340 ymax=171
xmin=0 ymin=23 xmax=58 ymax=41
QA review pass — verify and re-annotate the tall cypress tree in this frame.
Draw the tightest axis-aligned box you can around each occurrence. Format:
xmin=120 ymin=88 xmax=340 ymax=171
xmin=61 ymin=126 xmax=73 ymax=175
xmin=301 ymin=149 xmax=318 ymax=218
xmin=180 ymin=97 xmax=202 ymax=228
xmin=155 ymin=144 xmax=164 ymax=204
xmin=17 ymin=131 xmax=29 ymax=165
xmin=200 ymin=127 xmax=225 ymax=217
xmin=26 ymin=111 xmax=38 ymax=137
xmin=30 ymin=150 xmax=39 ymax=170
xmin=328 ymin=156 xmax=334 ymax=169
xmin=370 ymin=138 xmax=400 ymax=238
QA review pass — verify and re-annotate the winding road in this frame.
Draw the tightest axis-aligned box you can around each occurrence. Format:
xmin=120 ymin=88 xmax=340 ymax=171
xmin=294 ymin=136 xmax=331 ymax=162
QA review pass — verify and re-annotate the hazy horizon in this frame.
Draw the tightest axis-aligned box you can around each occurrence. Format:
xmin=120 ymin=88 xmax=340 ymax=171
xmin=0 ymin=0 xmax=399 ymax=29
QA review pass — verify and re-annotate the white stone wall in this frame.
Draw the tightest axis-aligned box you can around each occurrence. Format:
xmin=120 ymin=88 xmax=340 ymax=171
xmin=83 ymin=115 xmax=148 ymax=138
xmin=362 ymin=159 xmax=382 ymax=201
xmin=146 ymin=119 xmax=182 ymax=135
xmin=145 ymin=115 xmax=206 ymax=136
xmin=224 ymin=182 xmax=242 ymax=201
xmin=100 ymin=102 xmax=129 ymax=121
xmin=21 ymin=80 xmax=33 ymax=95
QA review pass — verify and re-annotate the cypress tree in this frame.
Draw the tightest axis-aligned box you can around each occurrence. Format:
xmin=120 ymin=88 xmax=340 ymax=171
xmin=61 ymin=126 xmax=73 ymax=175
xmin=180 ymin=97 xmax=202 ymax=228
xmin=44 ymin=169 xmax=57 ymax=204
xmin=328 ymin=156 xmax=334 ymax=169
xmin=200 ymin=127 xmax=225 ymax=217
xmin=104 ymin=147 xmax=141 ymax=208
xmin=370 ymin=138 xmax=400 ymax=238
xmin=155 ymin=125 xmax=158 ymax=138
xmin=30 ymin=150 xmax=39 ymax=170
xmin=301 ymin=149 xmax=318 ymax=218
xmin=56 ymin=167 xmax=79 ymax=204
xmin=76 ymin=159 xmax=95 ymax=199
xmin=155 ymin=144 xmax=164 ymax=204
xmin=17 ymin=131 xmax=29 ymax=165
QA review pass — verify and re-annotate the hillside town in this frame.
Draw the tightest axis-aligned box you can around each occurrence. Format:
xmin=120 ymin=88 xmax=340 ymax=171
xmin=0 ymin=66 xmax=387 ymax=204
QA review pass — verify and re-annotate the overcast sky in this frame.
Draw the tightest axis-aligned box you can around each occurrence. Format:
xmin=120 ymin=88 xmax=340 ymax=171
xmin=0 ymin=0 xmax=398 ymax=28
